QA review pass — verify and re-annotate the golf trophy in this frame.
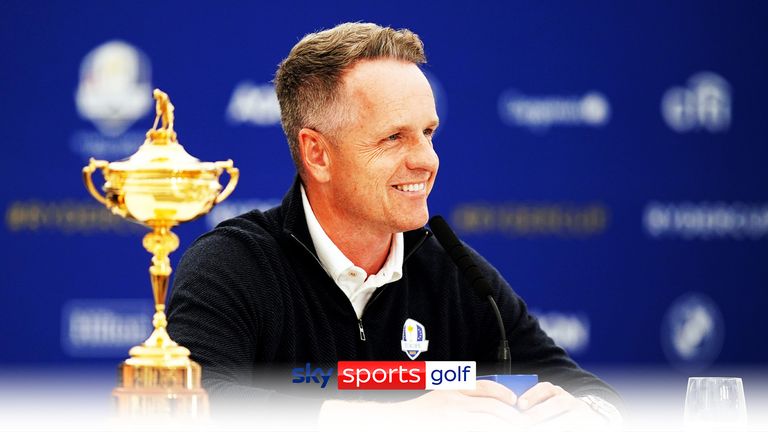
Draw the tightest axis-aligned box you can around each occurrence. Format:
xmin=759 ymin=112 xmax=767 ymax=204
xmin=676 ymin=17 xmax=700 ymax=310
xmin=82 ymin=89 xmax=239 ymax=418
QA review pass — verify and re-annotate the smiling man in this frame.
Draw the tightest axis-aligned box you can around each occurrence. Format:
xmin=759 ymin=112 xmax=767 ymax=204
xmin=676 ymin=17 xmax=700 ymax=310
xmin=296 ymin=57 xmax=439 ymax=302
xmin=167 ymin=22 xmax=622 ymax=428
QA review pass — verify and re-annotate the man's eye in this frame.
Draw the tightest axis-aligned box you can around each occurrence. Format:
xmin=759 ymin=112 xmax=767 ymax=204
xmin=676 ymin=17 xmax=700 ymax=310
xmin=387 ymin=133 xmax=401 ymax=141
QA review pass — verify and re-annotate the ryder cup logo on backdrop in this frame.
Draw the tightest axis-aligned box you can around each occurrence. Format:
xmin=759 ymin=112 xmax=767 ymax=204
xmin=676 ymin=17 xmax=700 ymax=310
xmin=498 ymin=90 xmax=610 ymax=131
xmin=661 ymin=72 xmax=731 ymax=133
xmin=71 ymin=40 xmax=153 ymax=159
xmin=661 ymin=292 xmax=725 ymax=372
xmin=401 ymin=318 xmax=429 ymax=360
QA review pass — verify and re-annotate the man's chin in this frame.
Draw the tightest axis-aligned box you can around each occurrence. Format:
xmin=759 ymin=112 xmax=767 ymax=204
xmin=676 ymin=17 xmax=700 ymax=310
xmin=394 ymin=211 xmax=430 ymax=232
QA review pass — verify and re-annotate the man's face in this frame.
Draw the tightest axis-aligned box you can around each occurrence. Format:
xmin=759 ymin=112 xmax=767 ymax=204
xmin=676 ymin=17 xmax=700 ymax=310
xmin=324 ymin=59 xmax=439 ymax=236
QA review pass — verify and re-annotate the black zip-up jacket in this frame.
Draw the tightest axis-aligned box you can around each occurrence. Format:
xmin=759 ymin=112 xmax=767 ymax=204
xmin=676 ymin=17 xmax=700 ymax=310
xmin=167 ymin=177 xmax=621 ymax=411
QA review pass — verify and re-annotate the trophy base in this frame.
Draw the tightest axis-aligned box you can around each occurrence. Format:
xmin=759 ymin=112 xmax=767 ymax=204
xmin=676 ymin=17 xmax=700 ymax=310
xmin=113 ymin=359 xmax=209 ymax=419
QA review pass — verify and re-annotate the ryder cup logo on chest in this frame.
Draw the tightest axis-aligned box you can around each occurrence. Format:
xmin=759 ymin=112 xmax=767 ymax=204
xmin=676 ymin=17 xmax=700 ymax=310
xmin=401 ymin=318 xmax=429 ymax=360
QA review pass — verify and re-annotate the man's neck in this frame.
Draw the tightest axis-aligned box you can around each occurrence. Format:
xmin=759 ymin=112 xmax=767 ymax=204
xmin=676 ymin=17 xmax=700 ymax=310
xmin=305 ymin=186 xmax=391 ymax=275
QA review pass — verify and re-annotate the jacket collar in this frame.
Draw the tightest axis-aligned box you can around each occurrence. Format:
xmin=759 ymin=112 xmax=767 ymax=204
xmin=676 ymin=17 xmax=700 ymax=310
xmin=279 ymin=175 xmax=431 ymax=262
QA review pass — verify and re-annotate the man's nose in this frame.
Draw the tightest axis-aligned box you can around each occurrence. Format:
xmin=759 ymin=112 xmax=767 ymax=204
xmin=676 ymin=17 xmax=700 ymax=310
xmin=406 ymin=135 xmax=439 ymax=172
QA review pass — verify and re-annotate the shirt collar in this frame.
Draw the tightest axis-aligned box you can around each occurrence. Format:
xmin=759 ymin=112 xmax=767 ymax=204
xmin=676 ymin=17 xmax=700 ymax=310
xmin=300 ymin=185 xmax=403 ymax=284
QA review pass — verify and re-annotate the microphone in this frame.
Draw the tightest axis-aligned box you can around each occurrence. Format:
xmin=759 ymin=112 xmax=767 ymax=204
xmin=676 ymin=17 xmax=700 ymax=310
xmin=429 ymin=215 xmax=511 ymax=374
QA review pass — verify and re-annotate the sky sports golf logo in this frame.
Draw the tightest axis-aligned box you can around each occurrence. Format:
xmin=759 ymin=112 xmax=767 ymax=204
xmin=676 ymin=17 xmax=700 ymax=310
xmin=338 ymin=361 xmax=476 ymax=390
xmin=292 ymin=361 xmax=476 ymax=390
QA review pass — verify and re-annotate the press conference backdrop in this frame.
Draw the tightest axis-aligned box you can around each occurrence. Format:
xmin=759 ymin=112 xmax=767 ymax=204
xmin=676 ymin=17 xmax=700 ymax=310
xmin=1 ymin=2 xmax=766 ymax=374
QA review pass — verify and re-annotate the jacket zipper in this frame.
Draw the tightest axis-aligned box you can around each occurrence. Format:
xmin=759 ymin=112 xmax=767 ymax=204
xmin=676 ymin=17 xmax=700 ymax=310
xmin=361 ymin=229 xmax=432 ymax=317
xmin=290 ymin=229 xmax=431 ymax=343
xmin=357 ymin=320 xmax=366 ymax=341
xmin=356 ymin=230 xmax=432 ymax=342
xmin=291 ymin=233 xmax=366 ymax=340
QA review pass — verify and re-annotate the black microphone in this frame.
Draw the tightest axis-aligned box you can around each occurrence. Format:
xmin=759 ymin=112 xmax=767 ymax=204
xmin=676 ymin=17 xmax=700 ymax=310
xmin=429 ymin=215 xmax=511 ymax=374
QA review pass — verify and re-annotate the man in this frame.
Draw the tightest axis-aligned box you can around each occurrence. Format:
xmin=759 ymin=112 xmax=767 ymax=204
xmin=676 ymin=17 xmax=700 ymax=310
xmin=168 ymin=22 xmax=621 ymax=428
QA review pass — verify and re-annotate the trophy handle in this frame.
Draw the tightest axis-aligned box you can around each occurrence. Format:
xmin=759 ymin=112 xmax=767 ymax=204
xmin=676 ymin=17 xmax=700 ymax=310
xmin=82 ymin=158 xmax=109 ymax=205
xmin=214 ymin=160 xmax=239 ymax=204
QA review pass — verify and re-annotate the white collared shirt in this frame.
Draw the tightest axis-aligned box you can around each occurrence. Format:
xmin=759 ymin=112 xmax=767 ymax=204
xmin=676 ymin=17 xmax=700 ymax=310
xmin=300 ymin=185 xmax=404 ymax=319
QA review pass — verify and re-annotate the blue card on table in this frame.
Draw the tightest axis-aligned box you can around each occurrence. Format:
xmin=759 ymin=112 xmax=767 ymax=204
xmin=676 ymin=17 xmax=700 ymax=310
xmin=477 ymin=374 xmax=538 ymax=396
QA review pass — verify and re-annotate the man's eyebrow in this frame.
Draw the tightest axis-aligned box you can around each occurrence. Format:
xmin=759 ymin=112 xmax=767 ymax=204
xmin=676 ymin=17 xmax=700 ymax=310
xmin=377 ymin=119 xmax=439 ymax=136
xmin=390 ymin=120 xmax=440 ymax=130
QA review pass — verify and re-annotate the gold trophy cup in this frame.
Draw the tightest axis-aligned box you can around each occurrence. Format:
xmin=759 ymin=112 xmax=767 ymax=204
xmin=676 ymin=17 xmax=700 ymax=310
xmin=82 ymin=89 xmax=239 ymax=418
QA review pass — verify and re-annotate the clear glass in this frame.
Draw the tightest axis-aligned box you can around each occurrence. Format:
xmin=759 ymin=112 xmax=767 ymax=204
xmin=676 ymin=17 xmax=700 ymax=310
xmin=684 ymin=377 xmax=748 ymax=431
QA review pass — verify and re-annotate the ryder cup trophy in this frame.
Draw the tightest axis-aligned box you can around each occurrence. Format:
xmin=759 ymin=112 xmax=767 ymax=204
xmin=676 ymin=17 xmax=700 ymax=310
xmin=82 ymin=89 xmax=239 ymax=418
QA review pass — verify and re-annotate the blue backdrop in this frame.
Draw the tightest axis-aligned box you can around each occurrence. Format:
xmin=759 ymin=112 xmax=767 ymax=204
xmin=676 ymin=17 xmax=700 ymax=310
xmin=2 ymin=1 xmax=767 ymax=374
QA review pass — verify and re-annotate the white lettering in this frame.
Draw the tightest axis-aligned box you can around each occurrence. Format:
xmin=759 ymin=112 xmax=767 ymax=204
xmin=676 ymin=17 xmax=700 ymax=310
xmin=644 ymin=202 xmax=768 ymax=239
xmin=661 ymin=72 xmax=731 ymax=133
xmin=499 ymin=91 xmax=610 ymax=130
xmin=226 ymin=82 xmax=281 ymax=126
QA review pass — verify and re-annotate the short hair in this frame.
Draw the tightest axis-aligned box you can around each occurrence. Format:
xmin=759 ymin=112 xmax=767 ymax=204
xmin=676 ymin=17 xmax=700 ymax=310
xmin=274 ymin=22 xmax=427 ymax=175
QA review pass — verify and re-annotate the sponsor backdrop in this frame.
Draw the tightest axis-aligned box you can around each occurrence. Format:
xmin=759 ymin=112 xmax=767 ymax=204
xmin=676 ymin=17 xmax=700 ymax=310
xmin=1 ymin=2 xmax=767 ymax=375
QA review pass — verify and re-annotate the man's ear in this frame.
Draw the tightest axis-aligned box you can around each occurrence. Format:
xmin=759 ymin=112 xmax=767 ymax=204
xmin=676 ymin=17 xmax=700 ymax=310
xmin=298 ymin=128 xmax=332 ymax=183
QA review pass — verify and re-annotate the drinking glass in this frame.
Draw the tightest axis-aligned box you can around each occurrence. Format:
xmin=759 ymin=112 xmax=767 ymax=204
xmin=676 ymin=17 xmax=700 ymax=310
xmin=684 ymin=377 xmax=747 ymax=431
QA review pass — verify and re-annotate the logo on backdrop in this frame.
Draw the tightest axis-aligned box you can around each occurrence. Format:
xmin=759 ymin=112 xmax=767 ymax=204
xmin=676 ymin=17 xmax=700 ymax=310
xmin=401 ymin=318 xmax=429 ymax=360
xmin=661 ymin=292 xmax=725 ymax=372
xmin=534 ymin=310 xmax=590 ymax=355
xmin=62 ymin=299 xmax=152 ymax=357
xmin=661 ymin=72 xmax=731 ymax=133
xmin=225 ymin=71 xmax=447 ymax=129
xmin=423 ymin=70 xmax=448 ymax=129
xmin=205 ymin=198 xmax=281 ymax=229
xmin=498 ymin=90 xmax=610 ymax=130
xmin=226 ymin=82 xmax=281 ymax=126
xmin=452 ymin=202 xmax=609 ymax=238
xmin=643 ymin=202 xmax=768 ymax=239
xmin=71 ymin=40 xmax=153 ymax=159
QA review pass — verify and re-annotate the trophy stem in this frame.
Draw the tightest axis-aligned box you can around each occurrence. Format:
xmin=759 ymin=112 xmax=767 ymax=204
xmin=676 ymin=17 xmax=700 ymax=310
xmin=112 ymin=222 xmax=209 ymax=418
xmin=143 ymin=224 xmax=178 ymax=312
